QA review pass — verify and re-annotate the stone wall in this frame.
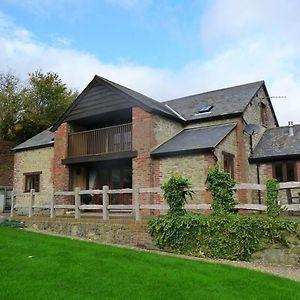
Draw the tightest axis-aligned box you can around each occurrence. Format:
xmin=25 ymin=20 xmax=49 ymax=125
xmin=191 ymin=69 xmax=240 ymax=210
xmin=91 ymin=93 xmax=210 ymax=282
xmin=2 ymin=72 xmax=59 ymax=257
xmin=13 ymin=146 xmax=54 ymax=207
xmin=251 ymin=233 xmax=300 ymax=267
xmin=243 ymin=87 xmax=278 ymax=202
xmin=159 ymin=154 xmax=215 ymax=204
xmin=152 ymin=114 xmax=182 ymax=147
xmin=15 ymin=217 xmax=156 ymax=249
xmin=11 ymin=216 xmax=300 ymax=267
xmin=0 ymin=140 xmax=14 ymax=186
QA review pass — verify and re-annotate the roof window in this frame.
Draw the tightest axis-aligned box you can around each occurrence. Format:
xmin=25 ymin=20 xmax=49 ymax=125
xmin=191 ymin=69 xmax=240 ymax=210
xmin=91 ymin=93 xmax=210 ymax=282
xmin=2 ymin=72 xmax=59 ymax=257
xmin=197 ymin=105 xmax=213 ymax=113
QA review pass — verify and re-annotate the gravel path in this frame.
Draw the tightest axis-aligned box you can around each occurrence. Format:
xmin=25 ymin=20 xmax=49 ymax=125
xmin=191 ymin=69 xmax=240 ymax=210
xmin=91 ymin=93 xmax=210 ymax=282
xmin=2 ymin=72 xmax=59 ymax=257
xmin=22 ymin=228 xmax=300 ymax=282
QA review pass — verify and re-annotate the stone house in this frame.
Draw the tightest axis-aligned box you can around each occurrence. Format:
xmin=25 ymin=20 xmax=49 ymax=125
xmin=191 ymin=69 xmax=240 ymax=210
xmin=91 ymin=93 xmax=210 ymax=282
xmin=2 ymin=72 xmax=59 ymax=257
xmin=13 ymin=75 xmax=291 ymax=208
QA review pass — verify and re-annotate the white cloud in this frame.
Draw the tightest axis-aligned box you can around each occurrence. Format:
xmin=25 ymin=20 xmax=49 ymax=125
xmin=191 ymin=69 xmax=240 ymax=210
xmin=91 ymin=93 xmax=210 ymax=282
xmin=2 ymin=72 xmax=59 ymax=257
xmin=1 ymin=2 xmax=300 ymax=125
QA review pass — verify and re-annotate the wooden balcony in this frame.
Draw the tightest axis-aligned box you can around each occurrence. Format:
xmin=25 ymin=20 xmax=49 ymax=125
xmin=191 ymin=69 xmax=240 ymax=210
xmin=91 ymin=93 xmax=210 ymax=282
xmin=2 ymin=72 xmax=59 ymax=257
xmin=68 ymin=123 xmax=132 ymax=157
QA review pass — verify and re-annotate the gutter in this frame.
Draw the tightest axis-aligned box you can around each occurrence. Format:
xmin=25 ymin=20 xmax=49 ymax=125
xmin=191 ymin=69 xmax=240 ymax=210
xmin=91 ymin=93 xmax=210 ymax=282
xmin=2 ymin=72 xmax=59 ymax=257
xmin=249 ymin=153 xmax=300 ymax=164
xmin=151 ymin=147 xmax=214 ymax=158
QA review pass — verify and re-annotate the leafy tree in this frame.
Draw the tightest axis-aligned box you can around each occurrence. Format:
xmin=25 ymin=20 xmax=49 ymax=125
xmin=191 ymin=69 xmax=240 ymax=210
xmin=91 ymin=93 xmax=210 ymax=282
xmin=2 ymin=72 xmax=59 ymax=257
xmin=0 ymin=70 xmax=77 ymax=144
xmin=0 ymin=72 xmax=24 ymax=142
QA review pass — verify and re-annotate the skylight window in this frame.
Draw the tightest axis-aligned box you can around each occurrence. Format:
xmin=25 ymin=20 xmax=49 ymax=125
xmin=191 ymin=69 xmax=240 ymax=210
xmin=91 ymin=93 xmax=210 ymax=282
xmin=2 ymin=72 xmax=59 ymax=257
xmin=197 ymin=105 xmax=213 ymax=113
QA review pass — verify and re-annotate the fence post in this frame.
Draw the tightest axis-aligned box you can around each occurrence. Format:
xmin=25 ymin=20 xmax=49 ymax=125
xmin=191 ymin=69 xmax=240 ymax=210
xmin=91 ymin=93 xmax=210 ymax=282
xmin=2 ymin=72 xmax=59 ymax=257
xmin=28 ymin=189 xmax=34 ymax=218
xmin=74 ymin=187 xmax=80 ymax=219
xmin=133 ymin=187 xmax=141 ymax=221
xmin=102 ymin=185 xmax=109 ymax=220
xmin=50 ymin=188 xmax=55 ymax=218
xmin=10 ymin=190 xmax=14 ymax=217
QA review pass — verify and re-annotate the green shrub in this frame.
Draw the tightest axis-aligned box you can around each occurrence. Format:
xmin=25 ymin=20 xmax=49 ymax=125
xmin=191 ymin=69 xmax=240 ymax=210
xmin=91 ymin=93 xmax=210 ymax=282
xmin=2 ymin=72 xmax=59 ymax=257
xmin=266 ymin=178 xmax=282 ymax=217
xmin=148 ymin=213 xmax=299 ymax=261
xmin=206 ymin=163 xmax=238 ymax=214
xmin=0 ymin=219 xmax=23 ymax=228
xmin=162 ymin=174 xmax=193 ymax=215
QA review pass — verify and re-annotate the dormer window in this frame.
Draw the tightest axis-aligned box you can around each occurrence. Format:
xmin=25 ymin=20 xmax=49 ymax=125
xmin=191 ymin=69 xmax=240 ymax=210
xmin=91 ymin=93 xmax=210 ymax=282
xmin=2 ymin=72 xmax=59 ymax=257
xmin=197 ymin=105 xmax=213 ymax=113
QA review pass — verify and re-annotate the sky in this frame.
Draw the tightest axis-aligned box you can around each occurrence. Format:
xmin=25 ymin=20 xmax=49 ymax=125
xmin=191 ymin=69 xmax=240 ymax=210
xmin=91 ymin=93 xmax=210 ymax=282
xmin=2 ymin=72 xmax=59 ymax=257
xmin=0 ymin=0 xmax=300 ymax=125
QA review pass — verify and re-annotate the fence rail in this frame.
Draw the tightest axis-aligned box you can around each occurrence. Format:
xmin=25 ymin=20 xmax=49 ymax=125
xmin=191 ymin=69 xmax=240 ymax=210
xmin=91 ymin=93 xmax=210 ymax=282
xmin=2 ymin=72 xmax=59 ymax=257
xmin=10 ymin=182 xmax=300 ymax=221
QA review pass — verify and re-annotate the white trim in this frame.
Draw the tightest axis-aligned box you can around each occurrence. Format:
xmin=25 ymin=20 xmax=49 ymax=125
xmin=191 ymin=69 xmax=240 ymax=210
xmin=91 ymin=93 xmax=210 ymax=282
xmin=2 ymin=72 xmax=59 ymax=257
xmin=164 ymin=104 xmax=186 ymax=121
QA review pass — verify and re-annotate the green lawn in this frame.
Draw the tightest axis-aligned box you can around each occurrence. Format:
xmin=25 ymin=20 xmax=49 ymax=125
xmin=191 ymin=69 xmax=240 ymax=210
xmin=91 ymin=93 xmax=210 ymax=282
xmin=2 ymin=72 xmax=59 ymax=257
xmin=0 ymin=227 xmax=299 ymax=300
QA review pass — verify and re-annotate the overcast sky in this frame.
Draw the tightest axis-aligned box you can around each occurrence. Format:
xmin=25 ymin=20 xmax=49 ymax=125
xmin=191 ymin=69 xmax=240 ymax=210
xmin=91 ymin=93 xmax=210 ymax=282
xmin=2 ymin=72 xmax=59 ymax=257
xmin=0 ymin=0 xmax=300 ymax=125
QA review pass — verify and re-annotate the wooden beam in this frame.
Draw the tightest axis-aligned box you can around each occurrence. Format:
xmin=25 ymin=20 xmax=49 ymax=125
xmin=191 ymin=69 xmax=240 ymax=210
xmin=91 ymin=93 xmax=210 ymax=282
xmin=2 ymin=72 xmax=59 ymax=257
xmin=74 ymin=187 xmax=80 ymax=219
xmin=102 ymin=185 xmax=109 ymax=220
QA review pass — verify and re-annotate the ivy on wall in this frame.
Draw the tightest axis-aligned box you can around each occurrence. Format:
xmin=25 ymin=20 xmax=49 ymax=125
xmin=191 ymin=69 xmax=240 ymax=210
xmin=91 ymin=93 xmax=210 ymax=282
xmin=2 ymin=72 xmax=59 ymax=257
xmin=148 ymin=168 xmax=299 ymax=261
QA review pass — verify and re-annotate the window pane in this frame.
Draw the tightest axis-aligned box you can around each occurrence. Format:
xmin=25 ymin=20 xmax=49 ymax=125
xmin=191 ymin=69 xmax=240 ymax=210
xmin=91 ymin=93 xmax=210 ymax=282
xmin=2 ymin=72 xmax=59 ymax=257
xmin=34 ymin=175 xmax=40 ymax=192
xmin=25 ymin=174 xmax=40 ymax=192
xmin=123 ymin=167 xmax=132 ymax=188
xmin=223 ymin=154 xmax=234 ymax=179
xmin=286 ymin=162 xmax=296 ymax=181
xmin=274 ymin=162 xmax=283 ymax=182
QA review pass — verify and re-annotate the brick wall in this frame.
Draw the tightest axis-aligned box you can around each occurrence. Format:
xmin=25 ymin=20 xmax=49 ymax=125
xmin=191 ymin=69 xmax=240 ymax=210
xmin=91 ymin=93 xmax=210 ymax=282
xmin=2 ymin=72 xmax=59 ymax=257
xmin=52 ymin=123 xmax=69 ymax=191
xmin=132 ymin=108 xmax=185 ymax=208
xmin=0 ymin=140 xmax=14 ymax=186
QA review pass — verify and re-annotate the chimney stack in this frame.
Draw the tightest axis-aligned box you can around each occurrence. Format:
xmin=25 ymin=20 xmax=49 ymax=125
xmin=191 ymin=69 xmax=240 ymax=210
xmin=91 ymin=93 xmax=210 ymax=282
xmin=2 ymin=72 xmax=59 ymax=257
xmin=288 ymin=121 xmax=294 ymax=136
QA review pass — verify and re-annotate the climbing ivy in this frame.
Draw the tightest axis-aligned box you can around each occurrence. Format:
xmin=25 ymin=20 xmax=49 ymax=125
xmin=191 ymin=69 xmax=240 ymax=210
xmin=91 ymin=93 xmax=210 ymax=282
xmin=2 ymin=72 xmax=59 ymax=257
xmin=266 ymin=178 xmax=282 ymax=217
xmin=162 ymin=174 xmax=193 ymax=215
xmin=206 ymin=163 xmax=238 ymax=214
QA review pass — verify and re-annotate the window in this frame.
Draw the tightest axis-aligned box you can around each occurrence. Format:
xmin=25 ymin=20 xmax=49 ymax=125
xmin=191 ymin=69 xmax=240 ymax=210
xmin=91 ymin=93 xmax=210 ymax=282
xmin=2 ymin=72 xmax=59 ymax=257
xmin=24 ymin=173 xmax=41 ymax=192
xmin=273 ymin=161 xmax=297 ymax=182
xmin=261 ymin=102 xmax=267 ymax=126
xmin=223 ymin=152 xmax=234 ymax=179
xmin=197 ymin=105 xmax=213 ymax=113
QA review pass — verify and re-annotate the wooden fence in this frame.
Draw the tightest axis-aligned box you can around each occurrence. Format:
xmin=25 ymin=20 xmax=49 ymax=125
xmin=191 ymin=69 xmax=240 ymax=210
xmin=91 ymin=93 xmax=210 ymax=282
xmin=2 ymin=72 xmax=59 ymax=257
xmin=0 ymin=186 xmax=13 ymax=212
xmin=10 ymin=182 xmax=300 ymax=221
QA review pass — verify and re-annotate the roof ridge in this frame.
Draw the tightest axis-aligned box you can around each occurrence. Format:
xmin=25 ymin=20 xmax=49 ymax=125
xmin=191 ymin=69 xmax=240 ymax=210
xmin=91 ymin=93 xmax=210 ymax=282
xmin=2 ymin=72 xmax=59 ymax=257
xmin=163 ymin=80 xmax=264 ymax=103
xmin=95 ymin=75 xmax=156 ymax=101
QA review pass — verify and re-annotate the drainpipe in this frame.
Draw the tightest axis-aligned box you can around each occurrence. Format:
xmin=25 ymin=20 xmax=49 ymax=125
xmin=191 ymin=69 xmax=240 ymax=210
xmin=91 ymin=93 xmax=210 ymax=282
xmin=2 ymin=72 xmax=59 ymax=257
xmin=256 ymin=164 xmax=261 ymax=204
xmin=211 ymin=150 xmax=218 ymax=162
xmin=249 ymin=134 xmax=253 ymax=154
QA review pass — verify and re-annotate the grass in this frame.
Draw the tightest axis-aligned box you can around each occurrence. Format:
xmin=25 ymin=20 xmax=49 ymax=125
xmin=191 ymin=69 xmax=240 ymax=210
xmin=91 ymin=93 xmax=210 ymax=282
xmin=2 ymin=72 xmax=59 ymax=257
xmin=0 ymin=227 xmax=299 ymax=300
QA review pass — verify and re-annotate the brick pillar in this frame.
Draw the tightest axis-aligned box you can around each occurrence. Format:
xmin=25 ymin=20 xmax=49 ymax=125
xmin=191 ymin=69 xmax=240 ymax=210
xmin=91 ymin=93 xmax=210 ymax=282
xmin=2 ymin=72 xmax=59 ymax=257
xmin=52 ymin=123 xmax=69 ymax=192
xmin=235 ymin=120 xmax=247 ymax=203
xmin=132 ymin=107 xmax=159 ymax=211
xmin=296 ymin=161 xmax=300 ymax=180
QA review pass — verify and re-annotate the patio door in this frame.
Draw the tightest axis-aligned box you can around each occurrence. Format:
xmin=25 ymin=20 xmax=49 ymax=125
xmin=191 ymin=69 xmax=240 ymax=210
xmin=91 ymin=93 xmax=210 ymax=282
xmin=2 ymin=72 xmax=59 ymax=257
xmin=86 ymin=160 xmax=132 ymax=205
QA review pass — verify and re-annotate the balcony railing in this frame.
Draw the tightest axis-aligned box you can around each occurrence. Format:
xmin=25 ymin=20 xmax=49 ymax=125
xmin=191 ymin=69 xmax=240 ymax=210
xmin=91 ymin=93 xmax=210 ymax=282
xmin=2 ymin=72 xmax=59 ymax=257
xmin=68 ymin=123 xmax=132 ymax=157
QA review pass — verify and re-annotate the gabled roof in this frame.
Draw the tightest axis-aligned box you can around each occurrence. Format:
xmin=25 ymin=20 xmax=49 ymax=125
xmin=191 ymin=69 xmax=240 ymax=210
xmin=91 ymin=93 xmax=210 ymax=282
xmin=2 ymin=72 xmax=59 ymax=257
xmin=250 ymin=125 xmax=300 ymax=162
xmin=51 ymin=75 xmax=179 ymax=131
xmin=151 ymin=123 xmax=236 ymax=157
xmin=13 ymin=128 xmax=54 ymax=152
xmin=51 ymin=76 xmax=277 ymax=132
xmin=163 ymin=81 xmax=269 ymax=122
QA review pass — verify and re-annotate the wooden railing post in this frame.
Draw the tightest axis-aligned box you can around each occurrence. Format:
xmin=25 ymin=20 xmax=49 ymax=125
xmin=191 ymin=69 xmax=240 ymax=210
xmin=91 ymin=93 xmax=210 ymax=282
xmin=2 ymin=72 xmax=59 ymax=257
xmin=50 ymin=188 xmax=55 ymax=218
xmin=74 ymin=187 xmax=80 ymax=219
xmin=28 ymin=189 xmax=34 ymax=218
xmin=102 ymin=185 xmax=109 ymax=220
xmin=10 ymin=190 xmax=14 ymax=217
xmin=133 ymin=187 xmax=141 ymax=221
